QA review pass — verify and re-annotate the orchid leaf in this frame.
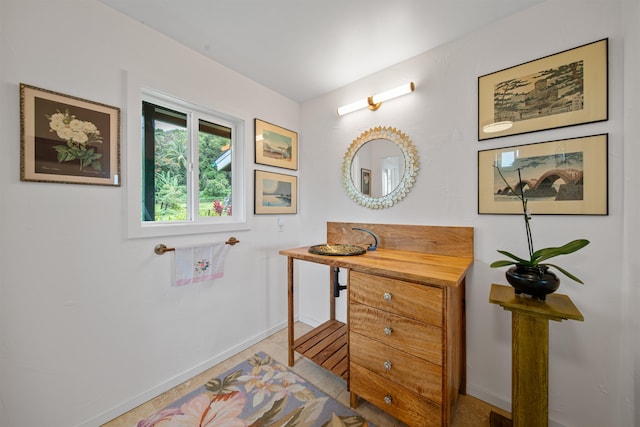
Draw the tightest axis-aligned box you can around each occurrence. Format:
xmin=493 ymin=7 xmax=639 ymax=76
xmin=531 ymin=239 xmax=590 ymax=264
xmin=545 ymin=263 xmax=584 ymax=284
xmin=489 ymin=260 xmax=517 ymax=268
xmin=495 ymin=250 xmax=530 ymax=265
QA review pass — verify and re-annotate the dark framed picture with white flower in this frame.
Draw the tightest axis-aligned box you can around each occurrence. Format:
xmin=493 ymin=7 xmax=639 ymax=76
xmin=20 ymin=83 xmax=120 ymax=186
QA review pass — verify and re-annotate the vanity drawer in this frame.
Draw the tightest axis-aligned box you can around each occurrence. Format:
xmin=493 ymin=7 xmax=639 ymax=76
xmin=350 ymin=363 xmax=441 ymax=427
xmin=350 ymin=331 xmax=442 ymax=404
xmin=349 ymin=302 xmax=443 ymax=366
xmin=350 ymin=271 xmax=443 ymax=327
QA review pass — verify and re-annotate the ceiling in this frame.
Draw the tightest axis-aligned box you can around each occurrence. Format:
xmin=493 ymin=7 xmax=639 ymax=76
xmin=98 ymin=0 xmax=543 ymax=102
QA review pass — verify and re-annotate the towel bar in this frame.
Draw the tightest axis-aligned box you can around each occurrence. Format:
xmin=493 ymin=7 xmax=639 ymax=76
xmin=154 ymin=237 xmax=240 ymax=255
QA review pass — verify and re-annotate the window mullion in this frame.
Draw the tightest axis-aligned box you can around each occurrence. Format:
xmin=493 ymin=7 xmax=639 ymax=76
xmin=187 ymin=113 xmax=199 ymax=222
xmin=141 ymin=102 xmax=156 ymax=221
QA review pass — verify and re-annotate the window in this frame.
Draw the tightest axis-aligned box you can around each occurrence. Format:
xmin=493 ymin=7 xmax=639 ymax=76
xmin=129 ymin=89 xmax=246 ymax=238
xmin=382 ymin=155 xmax=402 ymax=195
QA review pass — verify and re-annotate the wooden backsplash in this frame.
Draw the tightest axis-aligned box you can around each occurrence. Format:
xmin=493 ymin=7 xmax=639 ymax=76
xmin=326 ymin=222 xmax=474 ymax=258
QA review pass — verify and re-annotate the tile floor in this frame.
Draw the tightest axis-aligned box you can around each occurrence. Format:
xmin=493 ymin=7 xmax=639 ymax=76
xmin=103 ymin=323 xmax=511 ymax=427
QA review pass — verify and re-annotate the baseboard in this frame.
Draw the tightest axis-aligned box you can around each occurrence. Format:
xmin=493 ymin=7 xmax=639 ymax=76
xmin=78 ymin=320 xmax=288 ymax=427
xmin=465 ymin=383 xmax=512 ymax=414
xmin=298 ymin=314 xmax=322 ymax=327
xmin=466 ymin=383 xmax=566 ymax=427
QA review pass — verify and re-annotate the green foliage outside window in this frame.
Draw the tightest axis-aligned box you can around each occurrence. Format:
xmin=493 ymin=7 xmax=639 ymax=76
xmin=152 ymin=127 xmax=232 ymax=221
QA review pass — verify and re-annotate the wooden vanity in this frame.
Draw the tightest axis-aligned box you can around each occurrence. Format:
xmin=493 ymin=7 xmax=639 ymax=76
xmin=279 ymin=222 xmax=474 ymax=427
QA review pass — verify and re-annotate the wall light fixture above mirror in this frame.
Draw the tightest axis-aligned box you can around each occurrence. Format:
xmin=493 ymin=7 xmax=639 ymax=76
xmin=337 ymin=82 xmax=415 ymax=116
xmin=342 ymin=126 xmax=419 ymax=209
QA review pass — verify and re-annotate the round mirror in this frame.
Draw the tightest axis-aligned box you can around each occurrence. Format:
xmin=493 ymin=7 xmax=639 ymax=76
xmin=342 ymin=126 xmax=418 ymax=209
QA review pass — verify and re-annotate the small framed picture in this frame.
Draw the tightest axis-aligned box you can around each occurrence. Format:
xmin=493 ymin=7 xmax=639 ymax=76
xmin=20 ymin=83 xmax=120 ymax=186
xmin=361 ymin=168 xmax=371 ymax=195
xmin=254 ymin=118 xmax=298 ymax=170
xmin=478 ymin=134 xmax=608 ymax=215
xmin=478 ymin=39 xmax=608 ymax=140
xmin=254 ymin=170 xmax=297 ymax=214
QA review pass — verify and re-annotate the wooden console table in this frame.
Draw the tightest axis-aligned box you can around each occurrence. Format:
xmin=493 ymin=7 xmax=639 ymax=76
xmin=280 ymin=222 xmax=474 ymax=426
xmin=489 ymin=284 xmax=584 ymax=427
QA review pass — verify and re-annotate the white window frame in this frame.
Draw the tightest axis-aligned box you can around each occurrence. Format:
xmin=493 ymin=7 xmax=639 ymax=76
xmin=127 ymin=87 xmax=247 ymax=238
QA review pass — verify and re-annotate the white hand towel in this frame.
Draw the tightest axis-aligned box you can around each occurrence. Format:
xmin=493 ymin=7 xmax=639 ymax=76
xmin=173 ymin=242 xmax=229 ymax=286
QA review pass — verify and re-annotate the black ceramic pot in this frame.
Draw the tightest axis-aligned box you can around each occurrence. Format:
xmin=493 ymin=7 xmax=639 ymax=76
xmin=505 ymin=264 xmax=560 ymax=301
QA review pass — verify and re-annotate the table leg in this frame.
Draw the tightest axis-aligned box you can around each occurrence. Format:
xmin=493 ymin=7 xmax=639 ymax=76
xmin=329 ymin=268 xmax=335 ymax=320
xmin=288 ymin=256 xmax=294 ymax=367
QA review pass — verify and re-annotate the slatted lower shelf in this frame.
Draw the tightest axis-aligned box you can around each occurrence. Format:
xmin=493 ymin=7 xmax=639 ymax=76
xmin=293 ymin=319 xmax=348 ymax=380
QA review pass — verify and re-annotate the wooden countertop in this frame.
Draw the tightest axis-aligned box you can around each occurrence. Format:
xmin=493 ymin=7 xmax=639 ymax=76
xmin=279 ymin=246 xmax=473 ymax=288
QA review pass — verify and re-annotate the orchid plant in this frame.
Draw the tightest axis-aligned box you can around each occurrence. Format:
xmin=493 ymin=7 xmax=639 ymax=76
xmin=489 ymin=166 xmax=589 ymax=284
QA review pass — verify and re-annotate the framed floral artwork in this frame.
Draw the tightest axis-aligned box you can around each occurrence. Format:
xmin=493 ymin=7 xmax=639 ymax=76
xmin=254 ymin=170 xmax=297 ymax=214
xmin=20 ymin=83 xmax=121 ymax=186
xmin=478 ymin=39 xmax=608 ymax=140
xmin=478 ymin=134 xmax=608 ymax=215
xmin=254 ymin=118 xmax=298 ymax=170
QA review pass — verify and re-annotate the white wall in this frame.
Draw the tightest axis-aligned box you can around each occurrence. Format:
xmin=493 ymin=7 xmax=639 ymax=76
xmin=622 ymin=0 xmax=640 ymax=424
xmin=299 ymin=1 xmax=634 ymax=426
xmin=0 ymin=1 xmax=301 ymax=426
xmin=0 ymin=1 xmax=636 ymax=427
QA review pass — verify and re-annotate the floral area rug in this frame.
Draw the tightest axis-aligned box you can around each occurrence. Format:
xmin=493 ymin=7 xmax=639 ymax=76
xmin=137 ymin=352 xmax=374 ymax=427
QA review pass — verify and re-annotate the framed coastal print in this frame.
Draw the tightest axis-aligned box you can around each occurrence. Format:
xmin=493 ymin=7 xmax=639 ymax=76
xmin=254 ymin=118 xmax=298 ymax=170
xmin=478 ymin=134 xmax=608 ymax=215
xmin=254 ymin=170 xmax=297 ymax=214
xmin=478 ymin=38 xmax=608 ymax=140
xmin=20 ymin=83 xmax=120 ymax=186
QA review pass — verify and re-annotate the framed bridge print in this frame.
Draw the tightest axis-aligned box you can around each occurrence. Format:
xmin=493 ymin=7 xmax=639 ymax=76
xmin=20 ymin=83 xmax=120 ymax=186
xmin=478 ymin=134 xmax=608 ymax=215
xmin=254 ymin=118 xmax=298 ymax=170
xmin=478 ymin=38 xmax=608 ymax=140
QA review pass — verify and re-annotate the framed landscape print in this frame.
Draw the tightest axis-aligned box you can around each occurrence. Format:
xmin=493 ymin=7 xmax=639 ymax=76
xmin=254 ymin=118 xmax=298 ymax=170
xmin=254 ymin=170 xmax=297 ymax=214
xmin=20 ymin=83 xmax=120 ymax=186
xmin=478 ymin=38 xmax=608 ymax=140
xmin=478 ymin=134 xmax=608 ymax=215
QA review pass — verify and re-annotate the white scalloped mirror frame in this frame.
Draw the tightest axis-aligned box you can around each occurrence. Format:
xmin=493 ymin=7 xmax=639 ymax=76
xmin=342 ymin=126 xmax=419 ymax=209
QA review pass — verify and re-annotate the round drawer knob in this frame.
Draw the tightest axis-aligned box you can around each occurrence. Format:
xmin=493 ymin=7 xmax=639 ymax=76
xmin=383 ymin=360 xmax=392 ymax=370
xmin=383 ymin=326 xmax=393 ymax=336
xmin=384 ymin=395 xmax=393 ymax=405
xmin=383 ymin=292 xmax=392 ymax=301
